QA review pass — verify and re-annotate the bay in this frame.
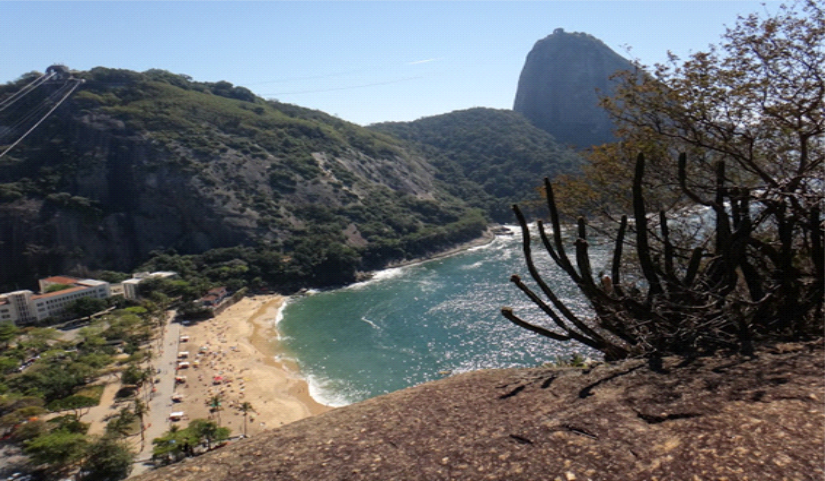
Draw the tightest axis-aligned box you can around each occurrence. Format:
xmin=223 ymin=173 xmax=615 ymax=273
xmin=277 ymin=228 xmax=611 ymax=406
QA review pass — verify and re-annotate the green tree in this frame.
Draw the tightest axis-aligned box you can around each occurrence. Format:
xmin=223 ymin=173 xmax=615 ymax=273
xmin=151 ymin=424 xmax=186 ymax=465
xmin=188 ymin=418 xmax=230 ymax=450
xmin=0 ymin=405 xmax=46 ymax=436
xmin=12 ymin=361 xmax=98 ymax=403
xmin=120 ymin=363 xmax=149 ymax=387
xmin=12 ymin=419 xmax=49 ymax=441
xmin=18 ymin=327 xmax=58 ymax=352
xmin=133 ymin=398 xmax=148 ymax=449
xmin=79 ymin=436 xmax=135 ymax=481
xmin=0 ymin=321 xmax=19 ymax=348
xmin=208 ymin=394 xmax=223 ymax=426
xmin=105 ymin=408 xmax=137 ymax=438
xmin=48 ymin=413 xmax=89 ymax=434
xmin=47 ymin=395 xmax=96 ymax=419
xmin=24 ymin=429 xmax=88 ymax=469
xmin=66 ymin=296 xmax=109 ymax=319
xmin=240 ymin=401 xmax=253 ymax=437
xmin=45 ymin=283 xmax=74 ymax=293
xmin=0 ymin=356 xmax=19 ymax=374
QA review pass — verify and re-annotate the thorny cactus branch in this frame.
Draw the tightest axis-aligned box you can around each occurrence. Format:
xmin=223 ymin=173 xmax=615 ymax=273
xmin=503 ymin=151 xmax=823 ymax=361
xmin=511 ymin=204 xmax=623 ymax=357
xmin=632 ymin=154 xmax=663 ymax=299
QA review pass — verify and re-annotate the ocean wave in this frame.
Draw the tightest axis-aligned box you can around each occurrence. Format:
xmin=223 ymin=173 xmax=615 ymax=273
xmin=273 ymin=297 xmax=293 ymax=327
xmin=360 ymin=317 xmax=380 ymax=329
xmin=415 ymin=277 xmax=444 ymax=293
xmin=304 ymin=373 xmax=365 ymax=407
xmin=459 ymin=260 xmax=486 ymax=270
xmin=272 ymin=352 xmax=299 ymax=366
xmin=346 ymin=266 xmax=408 ymax=290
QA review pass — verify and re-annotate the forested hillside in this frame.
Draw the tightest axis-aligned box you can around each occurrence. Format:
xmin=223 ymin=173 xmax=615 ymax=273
xmin=371 ymin=108 xmax=584 ymax=221
xmin=0 ymin=68 xmax=487 ymax=292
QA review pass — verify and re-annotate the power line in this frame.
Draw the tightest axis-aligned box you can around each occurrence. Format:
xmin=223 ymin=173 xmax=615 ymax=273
xmin=0 ymin=72 xmax=54 ymax=113
xmin=0 ymin=78 xmax=83 ymax=160
xmin=261 ymin=76 xmax=424 ymax=97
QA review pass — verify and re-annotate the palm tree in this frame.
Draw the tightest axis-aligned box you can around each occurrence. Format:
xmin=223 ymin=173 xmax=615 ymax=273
xmin=133 ymin=398 xmax=148 ymax=449
xmin=240 ymin=402 xmax=253 ymax=437
xmin=188 ymin=419 xmax=223 ymax=451
xmin=106 ymin=407 xmax=136 ymax=438
xmin=208 ymin=394 xmax=223 ymax=426
xmin=153 ymin=424 xmax=184 ymax=464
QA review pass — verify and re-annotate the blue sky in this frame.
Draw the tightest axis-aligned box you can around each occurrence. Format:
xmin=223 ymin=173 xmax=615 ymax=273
xmin=2 ymin=1 xmax=777 ymax=126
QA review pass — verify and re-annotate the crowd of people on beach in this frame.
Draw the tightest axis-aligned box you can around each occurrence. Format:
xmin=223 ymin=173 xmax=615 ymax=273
xmin=171 ymin=310 xmax=264 ymax=434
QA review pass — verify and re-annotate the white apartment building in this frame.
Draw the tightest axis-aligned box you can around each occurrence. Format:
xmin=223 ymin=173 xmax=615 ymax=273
xmin=0 ymin=276 xmax=111 ymax=325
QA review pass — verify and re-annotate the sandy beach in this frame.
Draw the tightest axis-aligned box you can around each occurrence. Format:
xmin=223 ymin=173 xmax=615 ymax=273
xmin=170 ymin=295 xmax=331 ymax=437
xmin=154 ymin=231 xmax=496 ymax=439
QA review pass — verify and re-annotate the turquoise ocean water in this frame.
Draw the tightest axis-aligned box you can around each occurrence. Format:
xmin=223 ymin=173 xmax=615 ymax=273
xmin=276 ymin=227 xmax=611 ymax=406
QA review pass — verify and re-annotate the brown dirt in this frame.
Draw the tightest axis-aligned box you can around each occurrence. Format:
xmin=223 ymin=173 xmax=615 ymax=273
xmin=134 ymin=340 xmax=824 ymax=481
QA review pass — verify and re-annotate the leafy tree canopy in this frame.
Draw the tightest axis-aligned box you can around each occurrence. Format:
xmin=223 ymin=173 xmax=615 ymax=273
xmin=66 ymin=296 xmax=109 ymax=319
xmin=508 ymin=0 xmax=823 ymax=360
xmin=557 ymin=0 xmax=823 ymax=218
xmin=23 ymin=429 xmax=88 ymax=467
xmin=0 ymin=321 xmax=19 ymax=347
xmin=80 ymin=436 xmax=135 ymax=481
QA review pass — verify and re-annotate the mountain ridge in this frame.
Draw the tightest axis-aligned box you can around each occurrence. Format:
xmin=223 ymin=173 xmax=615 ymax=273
xmin=0 ymin=68 xmax=486 ymax=291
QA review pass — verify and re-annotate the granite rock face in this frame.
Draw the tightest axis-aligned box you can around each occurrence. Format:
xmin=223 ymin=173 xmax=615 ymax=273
xmin=0 ymin=69 xmax=460 ymax=290
xmin=513 ymin=28 xmax=636 ymax=149
xmin=134 ymin=341 xmax=824 ymax=481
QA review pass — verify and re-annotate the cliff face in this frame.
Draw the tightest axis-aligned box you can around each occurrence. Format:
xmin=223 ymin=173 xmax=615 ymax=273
xmin=513 ymin=29 xmax=636 ymax=149
xmin=0 ymin=68 xmax=480 ymax=290
xmin=134 ymin=341 xmax=824 ymax=481
xmin=0 ymin=114 xmax=253 ymax=282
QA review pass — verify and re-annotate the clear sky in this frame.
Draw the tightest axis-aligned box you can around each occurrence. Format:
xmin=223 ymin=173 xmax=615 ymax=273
xmin=1 ymin=1 xmax=778 ymax=126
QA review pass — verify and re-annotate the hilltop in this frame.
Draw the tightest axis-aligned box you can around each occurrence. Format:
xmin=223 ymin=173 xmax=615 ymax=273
xmin=370 ymin=108 xmax=584 ymax=222
xmin=514 ymin=28 xmax=636 ymax=148
xmin=134 ymin=340 xmax=824 ymax=480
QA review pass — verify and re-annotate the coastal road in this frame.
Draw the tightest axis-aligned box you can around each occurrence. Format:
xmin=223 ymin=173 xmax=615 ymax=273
xmin=132 ymin=311 xmax=181 ymax=476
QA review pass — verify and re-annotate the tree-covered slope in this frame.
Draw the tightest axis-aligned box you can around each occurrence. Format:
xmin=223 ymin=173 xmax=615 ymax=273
xmin=0 ymin=68 xmax=486 ymax=291
xmin=370 ymin=108 xmax=584 ymax=221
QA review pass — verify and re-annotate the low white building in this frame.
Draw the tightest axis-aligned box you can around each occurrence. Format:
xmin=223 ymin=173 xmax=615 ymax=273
xmin=0 ymin=276 xmax=111 ymax=325
xmin=120 ymin=271 xmax=178 ymax=300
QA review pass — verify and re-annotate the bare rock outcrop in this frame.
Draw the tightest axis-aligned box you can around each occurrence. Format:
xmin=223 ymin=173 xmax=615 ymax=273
xmin=135 ymin=341 xmax=824 ymax=480
xmin=513 ymin=29 xmax=635 ymax=149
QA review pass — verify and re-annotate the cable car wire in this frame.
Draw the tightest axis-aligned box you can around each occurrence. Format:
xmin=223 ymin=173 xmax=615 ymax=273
xmin=0 ymin=78 xmax=83 ymax=159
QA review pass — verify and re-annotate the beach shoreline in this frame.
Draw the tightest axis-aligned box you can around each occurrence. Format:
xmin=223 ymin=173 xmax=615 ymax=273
xmin=170 ymin=229 xmax=499 ymax=435
xmin=171 ymin=295 xmax=330 ymax=438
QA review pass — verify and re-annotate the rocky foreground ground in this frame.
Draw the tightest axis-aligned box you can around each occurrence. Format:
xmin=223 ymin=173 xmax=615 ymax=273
xmin=135 ymin=340 xmax=824 ymax=481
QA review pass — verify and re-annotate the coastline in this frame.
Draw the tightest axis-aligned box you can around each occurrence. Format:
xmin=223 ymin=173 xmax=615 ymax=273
xmin=172 ymin=295 xmax=330 ymax=438
xmin=172 ymin=228 xmax=500 ymax=434
xmin=384 ymin=226 xmax=498 ymax=271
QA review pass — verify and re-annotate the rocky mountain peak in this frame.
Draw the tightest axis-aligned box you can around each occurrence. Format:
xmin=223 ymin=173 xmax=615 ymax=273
xmin=513 ymin=29 xmax=636 ymax=149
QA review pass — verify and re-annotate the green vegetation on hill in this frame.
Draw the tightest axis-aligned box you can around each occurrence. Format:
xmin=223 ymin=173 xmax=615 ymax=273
xmin=371 ymin=108 xmax=584 ymax=221
xmin=70 ymin=68 xmax=403 ymax=164
xmin=0 ymin=67 xmax=491 ymax=291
